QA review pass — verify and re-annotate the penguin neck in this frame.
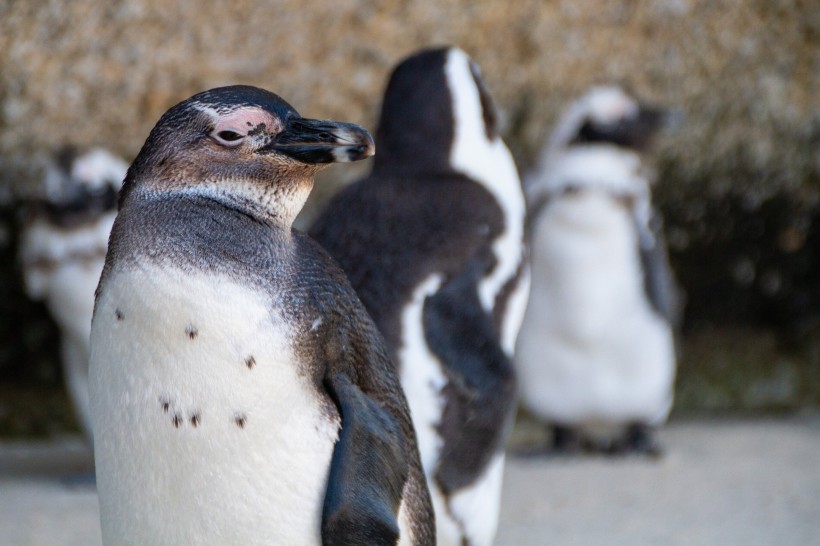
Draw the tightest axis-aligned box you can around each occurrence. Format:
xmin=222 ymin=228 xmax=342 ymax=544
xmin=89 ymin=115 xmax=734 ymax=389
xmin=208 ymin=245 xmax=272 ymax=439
xmin=527 ymin=145 xmax=651 ymax=206
xmin=130 ymin=174 xmax=315 ymax=231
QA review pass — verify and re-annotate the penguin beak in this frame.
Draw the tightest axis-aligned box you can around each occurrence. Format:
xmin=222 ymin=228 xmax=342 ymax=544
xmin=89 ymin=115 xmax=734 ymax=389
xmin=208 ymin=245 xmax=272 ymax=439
xmin=261 ymin=118 xmax=375 ymax=164
xmin=635 ymin=104 xmax=667 ymax=134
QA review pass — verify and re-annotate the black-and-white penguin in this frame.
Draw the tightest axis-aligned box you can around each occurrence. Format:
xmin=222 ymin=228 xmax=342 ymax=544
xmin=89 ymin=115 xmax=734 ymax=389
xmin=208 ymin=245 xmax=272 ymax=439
xmin=516 ymin=86 xmax=681 ymax=454
xmin=310 ymin=47 xmax=529 ymax=546
xmin=18 ymin=147 xmax=128 ymax=441
xmin=89 ymin=85 xmax=434 ymax=545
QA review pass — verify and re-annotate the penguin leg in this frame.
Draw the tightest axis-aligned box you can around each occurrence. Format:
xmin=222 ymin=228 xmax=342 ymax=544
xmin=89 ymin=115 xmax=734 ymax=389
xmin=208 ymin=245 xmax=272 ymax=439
xmin=623 ymin=422 xmax=663 ymax=458
xmin=321 ymin=372 xmax=408 ymax=546
xmin=603 ymin=423 xmax=662 ymax=457
xmin=551 ymin=425 xmax=583 ymax=455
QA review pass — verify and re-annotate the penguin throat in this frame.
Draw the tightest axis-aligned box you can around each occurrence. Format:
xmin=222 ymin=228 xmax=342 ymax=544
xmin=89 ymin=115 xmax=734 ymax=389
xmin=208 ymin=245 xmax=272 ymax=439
xmin=199 ymin=175 xmax=315 ymax=229
xmin=135 ymin=174 xmax=315 ymax=230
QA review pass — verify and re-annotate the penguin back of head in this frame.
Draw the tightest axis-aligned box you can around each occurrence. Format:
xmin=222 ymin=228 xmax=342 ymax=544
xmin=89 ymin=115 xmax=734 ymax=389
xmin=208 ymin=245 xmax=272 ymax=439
xmin=374 ymin=46 xmax=500 ymax=176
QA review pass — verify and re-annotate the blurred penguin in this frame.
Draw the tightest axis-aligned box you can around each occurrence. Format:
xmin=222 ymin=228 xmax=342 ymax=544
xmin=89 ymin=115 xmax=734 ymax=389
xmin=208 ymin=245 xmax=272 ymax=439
xmin=18 ymin=147 xmax=127 ymax=441
xmin=516 ymin=87 xmax=681 ymax=455
xmin=311 ymin=47 xmax=528 ymax=545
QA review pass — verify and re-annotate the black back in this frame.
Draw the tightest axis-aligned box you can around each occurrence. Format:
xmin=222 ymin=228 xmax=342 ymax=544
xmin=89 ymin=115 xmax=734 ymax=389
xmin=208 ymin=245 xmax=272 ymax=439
xmin=311 ymin=173 xmax=505 ymax=352
xmin=311 ymin=47 xmax=520 ymax=495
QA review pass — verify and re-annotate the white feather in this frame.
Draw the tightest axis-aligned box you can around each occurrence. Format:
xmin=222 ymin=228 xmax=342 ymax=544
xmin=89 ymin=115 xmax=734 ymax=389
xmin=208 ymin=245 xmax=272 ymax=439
xmin=19 ymin=212 xmax=115 ymax=438
xmin=398 ymin=274 xmax=447 ymax=473
xmin=69 ymin=148 xmax=129 ymax=191
xmin=528 ymin=146 xmax=649 ymax=204
xmin=428 ymin=484 xmax=462 ymax=546
xmin=19 ymin=213 xmax=113 ymax=329
xmin=426 ymin=453 xmax=506 ymax=546
xmin=517 ymin=144 xmax=676 ymax=433
xmin=90 ymin=265 xmax=340 ymax=545
xmin=447 ymin=454 xmax=506 ymax=546
xmin=445 ymin=48 xmax=527 ymax=318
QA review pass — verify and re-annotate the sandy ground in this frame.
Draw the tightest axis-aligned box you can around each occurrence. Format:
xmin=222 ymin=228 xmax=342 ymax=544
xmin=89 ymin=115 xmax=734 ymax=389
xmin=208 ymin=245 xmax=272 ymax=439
xmin=0 ymin=416 xmax=818 ymax=546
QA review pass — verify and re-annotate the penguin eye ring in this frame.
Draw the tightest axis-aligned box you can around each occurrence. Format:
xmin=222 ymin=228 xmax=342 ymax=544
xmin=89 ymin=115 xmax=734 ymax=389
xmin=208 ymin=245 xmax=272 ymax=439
xmin=211 ymin=129 xmax=246 ymax=147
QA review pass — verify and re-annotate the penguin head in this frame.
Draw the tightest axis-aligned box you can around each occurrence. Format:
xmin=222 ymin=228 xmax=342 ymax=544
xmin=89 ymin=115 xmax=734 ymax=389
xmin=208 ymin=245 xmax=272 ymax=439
xmin=374 ymin=46 xmax=499 ymax=175
xmin=122 ymin=85 xmax=374 ymax=222
xmin=549 ymin=86 xmax=663 ymax=153
xmin=529 ymin=87 xmax=666 ymax=199
xmin=30 ymin=147 xmax=127 ymax=228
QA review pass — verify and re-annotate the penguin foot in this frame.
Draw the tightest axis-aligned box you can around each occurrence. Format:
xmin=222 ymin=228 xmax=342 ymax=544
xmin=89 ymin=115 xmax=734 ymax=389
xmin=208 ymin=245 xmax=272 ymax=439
xmin=551 ymin=425 xmax=583 ymax=455
xmin=509 ymin=425 xmax=583 ymax=458
xmin=607 ymin=424 xmax=663 ymax=458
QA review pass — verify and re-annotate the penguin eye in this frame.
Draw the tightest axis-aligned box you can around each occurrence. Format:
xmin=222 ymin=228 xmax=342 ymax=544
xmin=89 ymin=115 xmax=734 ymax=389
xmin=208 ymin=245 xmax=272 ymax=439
xmin=212 ymin=129 xmax=246 ymax=147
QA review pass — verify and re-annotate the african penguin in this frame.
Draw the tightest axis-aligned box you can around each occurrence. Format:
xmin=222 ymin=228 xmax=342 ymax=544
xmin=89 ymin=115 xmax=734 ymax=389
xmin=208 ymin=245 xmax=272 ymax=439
xmin=89 ymin=85 xmax=434 ymax=545
xmin=310 ymin=47 xmax=529 ymax=546
xmin=18 ymin=147 xmax=127 ymax=441
xmin=516 ymin=86 xmax=681 ymax=455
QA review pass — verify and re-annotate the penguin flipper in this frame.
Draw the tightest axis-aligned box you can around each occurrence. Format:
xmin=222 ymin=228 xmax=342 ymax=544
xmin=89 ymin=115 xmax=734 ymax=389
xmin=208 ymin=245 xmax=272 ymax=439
xmin=423 ymin=260 xmax=518 ymax=494
xmin=321 ymin=372 xmax=408 ymax=546
xmin=636 ymin=208 xmax=683 ymax=330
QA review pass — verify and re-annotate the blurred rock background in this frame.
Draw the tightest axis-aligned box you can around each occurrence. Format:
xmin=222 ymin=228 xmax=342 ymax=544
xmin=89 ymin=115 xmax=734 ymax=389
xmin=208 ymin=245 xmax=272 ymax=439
xmin=0 ymin=0 xmax=817 ymax=436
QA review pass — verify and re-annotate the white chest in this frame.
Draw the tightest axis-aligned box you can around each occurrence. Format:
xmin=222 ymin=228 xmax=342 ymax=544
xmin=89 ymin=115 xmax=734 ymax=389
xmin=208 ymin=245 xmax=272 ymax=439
xmin=517 ymin=192 xmax=675 ymax=425
xmin=529 ymin=192 xmax=647 ymax=337
xmin=89 ymin=264 xmax=339 ymax=546
xmin=20 ymin=213 xmax=114 ymax=342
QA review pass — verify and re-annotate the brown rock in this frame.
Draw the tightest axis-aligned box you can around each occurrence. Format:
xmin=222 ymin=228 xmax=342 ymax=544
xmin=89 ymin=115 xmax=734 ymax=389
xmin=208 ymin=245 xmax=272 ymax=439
xmin=0 ymin=0 xmax=815 ymax=202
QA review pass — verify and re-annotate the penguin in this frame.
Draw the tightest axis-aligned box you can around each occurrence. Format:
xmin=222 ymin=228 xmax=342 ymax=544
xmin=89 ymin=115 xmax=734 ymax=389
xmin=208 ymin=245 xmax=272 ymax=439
xmin=516 ymin=86 xmax=681 ymax=455
xmin=310 ymin=47 xmax=529 ymax=546
xmin=18 ymin=147 xmax=127 ymax=441
xmin=89 ymin=85 xmax=434 ymax=545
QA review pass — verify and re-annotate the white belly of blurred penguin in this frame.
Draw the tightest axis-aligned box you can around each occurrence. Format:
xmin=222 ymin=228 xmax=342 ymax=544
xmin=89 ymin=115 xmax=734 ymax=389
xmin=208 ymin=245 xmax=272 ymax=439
xmin=518 ymin=191 xmax=675 ymax=430
xmin=90 ymin=263 xmax=340 ymax=546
